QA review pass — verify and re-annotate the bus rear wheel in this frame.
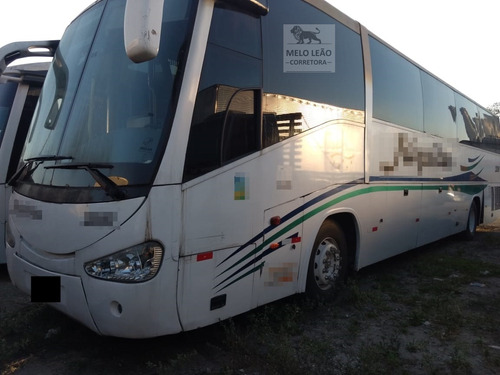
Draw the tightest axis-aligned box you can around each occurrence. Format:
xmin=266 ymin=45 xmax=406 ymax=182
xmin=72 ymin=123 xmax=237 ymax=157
xmin=306 ymin=221 xmax=348 ymax=300
xmin=463 ymin=200 xmax=478 ymax=241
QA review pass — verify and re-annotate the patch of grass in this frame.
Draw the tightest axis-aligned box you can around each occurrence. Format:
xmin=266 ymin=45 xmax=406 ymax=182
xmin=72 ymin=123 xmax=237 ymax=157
xmin=466 ymin=295 xmax=500 ymax=334
xmin=146 ymin=350 xmax=200 ymax=375
xmin=0 ymin=304 xmax=50 ymax=363
xmin=447 ymin=344 xmax=472 ymax=374
xmin=421 ymin=353 xmax=443 ymax=375
xmin=407 ymin=306 xmax=427 ymax=327
xmin=342 ymin=278 xmax=390 ymax=315
xmin=355 ymin=336 xmax=403 ymax=375
xmin=263 ymin=336 xmax=304 ymax=375
xmin=405 ymin=338 xmax=427 ymax=353
xmin=415 ymin=253 xmax=500 ymax=282
xmin=219 ymin=299 xmax=309 ymax=374
xmin=474 ymin=338 xmax=500 ymax=368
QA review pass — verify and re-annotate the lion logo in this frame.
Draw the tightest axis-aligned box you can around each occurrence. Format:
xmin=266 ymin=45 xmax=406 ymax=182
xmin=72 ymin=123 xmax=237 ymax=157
xmin=290 ymin=26 xmax=321 ymax=44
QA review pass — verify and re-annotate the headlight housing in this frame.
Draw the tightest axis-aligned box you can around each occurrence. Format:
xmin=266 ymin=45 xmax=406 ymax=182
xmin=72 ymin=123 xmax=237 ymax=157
xmin=84 ymin=241 xmax=163 ymax=283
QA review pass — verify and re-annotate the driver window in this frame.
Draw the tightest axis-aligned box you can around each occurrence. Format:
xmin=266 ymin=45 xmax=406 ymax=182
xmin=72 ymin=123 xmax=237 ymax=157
xmin=222 ymin=90 xmax=259 ymax=163
xmin=183 ymin=4 xmax=263 ymax=182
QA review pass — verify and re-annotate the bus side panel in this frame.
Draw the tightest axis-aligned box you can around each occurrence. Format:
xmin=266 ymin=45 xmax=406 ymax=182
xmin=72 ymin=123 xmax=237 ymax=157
xmin=484 ymin=184 xmax=500 ymax=225
xmin=344 ymin=185 xmax=420 ymax=269
xmin=418 ymin=184 xmax=470 ymax=245
xmin=367 ymin=121 xmax=492 ymax=247
xmin=177 ymin=246 xmax=255 ymax=331
xmin=252 ymin=198 xmax=304 ymax=308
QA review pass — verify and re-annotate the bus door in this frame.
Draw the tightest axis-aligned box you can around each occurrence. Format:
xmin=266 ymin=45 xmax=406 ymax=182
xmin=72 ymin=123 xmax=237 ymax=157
xmin=179 ymin=165 xmax=260 ymax=330
xmin=177 ymin=2 xmax=265 ymax=330
xmin=178 ymin=83 xmax=264 ymax=329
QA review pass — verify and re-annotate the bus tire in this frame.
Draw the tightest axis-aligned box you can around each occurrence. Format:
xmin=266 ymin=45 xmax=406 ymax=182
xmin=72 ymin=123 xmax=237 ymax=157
xmin=463 ymin=200 xmax=478 ymax=241
xmin=306 ymin=220 xmax=348 ymax=300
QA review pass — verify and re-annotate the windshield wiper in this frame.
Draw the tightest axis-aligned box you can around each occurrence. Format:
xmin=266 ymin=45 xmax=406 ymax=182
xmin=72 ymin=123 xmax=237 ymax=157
xmin=45 ymin=162 xmax=127 ymax=201
xmin=8 ymin=155 xmax=74 ymax=186
xmin=26 ymin=155 xmax=74 ymax=162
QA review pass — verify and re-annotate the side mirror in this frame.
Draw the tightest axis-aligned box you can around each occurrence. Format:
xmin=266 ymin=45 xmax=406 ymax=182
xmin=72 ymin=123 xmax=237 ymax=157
xmin=124 ymin=0 xmax=164 ymax=63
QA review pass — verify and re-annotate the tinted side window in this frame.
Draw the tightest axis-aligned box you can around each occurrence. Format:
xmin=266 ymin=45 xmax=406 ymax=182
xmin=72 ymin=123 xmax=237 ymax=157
xmin=8 ymin=85 xmax=42 ymax=180
xmin=0 ymin=81 xmax=18 ymax=146
xmin=262 ymin=0 xmax=364 ymax=111
xmin=184 ymin=5 xmax=262 ymax=181
xmin=222 ymin=90 xmax=259 ymax=163
xmin=455 ymin=93 xmax=480 ymax=143
xmin=260 ymin=0 xmax=365 ymax=149
xmin=421 ymin=71 xmax=457 ymax=138
xmin=370 ymin=37 xmax=423 ymax=131
xmin=479 ymin=107 xmax=500 ymax=143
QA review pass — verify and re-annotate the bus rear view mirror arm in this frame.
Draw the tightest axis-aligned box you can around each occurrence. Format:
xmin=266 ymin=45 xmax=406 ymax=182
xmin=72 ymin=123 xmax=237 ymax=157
xmin=220 ymin=0 xmax=269 ymax=16
xmin=0 ymin=40 xmax=59 ymax=75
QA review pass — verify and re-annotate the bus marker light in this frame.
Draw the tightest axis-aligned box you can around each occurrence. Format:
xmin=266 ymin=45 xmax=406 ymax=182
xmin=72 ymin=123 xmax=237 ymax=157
xmin=291 ymin=236 xmax=301 ymax=243
xmin=372 ymin=227 xmax=378 ymax=232
xmin=270 ymin=216 xmax=281 ymax=226
xmin=197 ymin=252 xmax=213 ymax=262
xmin=270 ymin=243 xmax=280 ymax=250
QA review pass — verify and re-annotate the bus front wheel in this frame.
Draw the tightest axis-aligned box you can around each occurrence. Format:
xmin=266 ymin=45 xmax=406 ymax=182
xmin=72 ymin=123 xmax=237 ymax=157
xmin=306 ymin=221 xmax=348 ymax=300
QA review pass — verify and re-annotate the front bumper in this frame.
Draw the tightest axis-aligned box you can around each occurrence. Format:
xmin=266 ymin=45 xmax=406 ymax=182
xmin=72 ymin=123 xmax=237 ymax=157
xmin=7 ymin=249 xmax=182 ymax=338
xmin=7 ymin=251 xmax=99 ymax=333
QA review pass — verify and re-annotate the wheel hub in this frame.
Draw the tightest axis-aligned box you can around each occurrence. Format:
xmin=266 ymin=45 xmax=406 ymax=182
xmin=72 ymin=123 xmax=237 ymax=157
xmin=313 ymin=238 xmax=341 ymax=290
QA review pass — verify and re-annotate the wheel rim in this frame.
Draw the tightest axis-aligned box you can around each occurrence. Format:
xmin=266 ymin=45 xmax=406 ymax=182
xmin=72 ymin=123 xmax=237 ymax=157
xmin=313 ymin=237 xmax=342 ymax=290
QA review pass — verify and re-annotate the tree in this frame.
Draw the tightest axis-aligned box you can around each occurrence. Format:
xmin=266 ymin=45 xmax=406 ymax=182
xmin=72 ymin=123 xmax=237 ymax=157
xmin=487 ymin=102 xmax=500 ymax=116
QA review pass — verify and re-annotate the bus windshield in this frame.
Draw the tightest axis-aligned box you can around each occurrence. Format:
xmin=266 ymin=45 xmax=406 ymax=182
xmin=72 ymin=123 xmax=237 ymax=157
xmin=18 ymin=0 xmax=197 ymax=202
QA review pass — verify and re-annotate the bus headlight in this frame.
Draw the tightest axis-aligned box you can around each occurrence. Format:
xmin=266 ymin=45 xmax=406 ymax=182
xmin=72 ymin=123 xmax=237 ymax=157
xmin=84 ymin=241 xmax=163 ymax=282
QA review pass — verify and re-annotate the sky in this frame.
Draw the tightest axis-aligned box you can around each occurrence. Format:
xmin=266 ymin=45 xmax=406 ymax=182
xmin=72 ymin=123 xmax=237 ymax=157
xmin=0 ymin=0 xmax=498 ymax=107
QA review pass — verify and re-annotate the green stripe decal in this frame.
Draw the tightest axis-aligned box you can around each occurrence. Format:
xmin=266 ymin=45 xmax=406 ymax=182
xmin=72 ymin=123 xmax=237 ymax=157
xmin=217 ymin=183 xmax=487 ymax=286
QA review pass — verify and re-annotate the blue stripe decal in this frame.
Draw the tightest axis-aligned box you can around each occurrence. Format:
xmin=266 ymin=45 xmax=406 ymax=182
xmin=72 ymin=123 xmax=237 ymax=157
xmin=215 ymin=233 xmax=299 ymax=291
xmin=370 ymin=171 xmax=486 ymax=183
xmin=216 ymin=263 xmax=265 ymax=293
xmin=217 ymin=179 xmax=361 ymax=267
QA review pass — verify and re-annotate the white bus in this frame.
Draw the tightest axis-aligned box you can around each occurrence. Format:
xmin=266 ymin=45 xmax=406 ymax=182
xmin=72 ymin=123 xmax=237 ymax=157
xmin=0 ymin=41 xmax=57 ymax=263
xmin=6 ymin=0 xmax=500 ymax=338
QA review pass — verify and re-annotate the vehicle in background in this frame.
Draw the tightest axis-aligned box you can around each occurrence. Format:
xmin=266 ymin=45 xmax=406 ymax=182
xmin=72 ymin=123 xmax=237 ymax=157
xmin=0 ymin=41 xmax=58 ymax=263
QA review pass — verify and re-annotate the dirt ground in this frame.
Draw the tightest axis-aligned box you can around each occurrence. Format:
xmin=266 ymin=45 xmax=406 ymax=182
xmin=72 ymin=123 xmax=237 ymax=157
xmin=1 ymin=224 xmax=500 ymax=375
